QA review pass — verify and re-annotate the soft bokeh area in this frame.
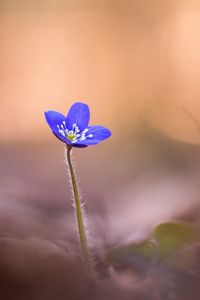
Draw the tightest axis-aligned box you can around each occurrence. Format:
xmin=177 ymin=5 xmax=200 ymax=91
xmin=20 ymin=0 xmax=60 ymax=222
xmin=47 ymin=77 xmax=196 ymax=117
xmin=1 ymin=1 xmax=200 ymax=299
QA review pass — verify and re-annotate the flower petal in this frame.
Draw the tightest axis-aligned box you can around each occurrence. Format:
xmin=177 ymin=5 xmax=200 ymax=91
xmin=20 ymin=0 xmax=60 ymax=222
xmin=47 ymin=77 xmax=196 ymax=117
xmin=72 ymin=143 xmax=88 ymax=148
xmin=66 ymin=102 xmax=90 ymax=131
xmin=75 ymin=125 xmax=111 ymax=146
xmin=44 ymin=110 xmax=68 ymax=143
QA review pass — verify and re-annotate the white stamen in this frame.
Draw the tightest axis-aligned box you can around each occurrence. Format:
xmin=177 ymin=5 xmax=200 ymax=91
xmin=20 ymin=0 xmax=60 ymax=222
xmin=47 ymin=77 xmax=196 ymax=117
xmin=82 ymin=128 xmax=89 ymax=134
xmin=59 ymin=129 xmax=65 ymax=136
xmin=79 ymin=136 xmax=86 ymax=141
xmin=72 ymin=123 xmax=80 ymax=134
xmin=56 ymin=123 xmax=93 ymax=143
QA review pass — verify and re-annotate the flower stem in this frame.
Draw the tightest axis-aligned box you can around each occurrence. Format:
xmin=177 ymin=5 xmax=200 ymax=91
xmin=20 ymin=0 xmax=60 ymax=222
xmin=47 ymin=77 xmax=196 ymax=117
xmin=65 ymin=145 xmax=93 ymax=275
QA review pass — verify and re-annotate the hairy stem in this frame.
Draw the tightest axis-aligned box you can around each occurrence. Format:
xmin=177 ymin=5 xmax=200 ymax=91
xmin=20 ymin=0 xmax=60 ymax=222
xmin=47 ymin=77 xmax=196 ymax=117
xmin=65 ymin=145 xmax=93 ymax=275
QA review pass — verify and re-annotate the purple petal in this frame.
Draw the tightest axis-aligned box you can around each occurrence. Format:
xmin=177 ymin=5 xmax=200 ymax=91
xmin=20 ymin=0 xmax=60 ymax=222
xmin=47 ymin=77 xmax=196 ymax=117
xmin=44 ymin=110 xmax=69 ymax=143
xmin=66 ymin=102 xmax=90 ymax=131
xmin=75 ymin=125 xmax=111 ymax=146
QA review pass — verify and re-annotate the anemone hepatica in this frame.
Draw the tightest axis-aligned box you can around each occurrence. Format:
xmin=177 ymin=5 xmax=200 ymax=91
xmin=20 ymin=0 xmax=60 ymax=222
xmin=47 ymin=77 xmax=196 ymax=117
xmin=44 ymin=101 xmax=111 ymax=275
xmin=44 ymin=102 xmax=111 ymax=147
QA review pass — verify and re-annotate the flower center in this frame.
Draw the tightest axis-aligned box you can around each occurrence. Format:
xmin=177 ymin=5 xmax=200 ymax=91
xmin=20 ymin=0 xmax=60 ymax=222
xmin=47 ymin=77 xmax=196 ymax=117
xmin=57 ymin=122 xmax=93 ymax=144
xmin=67 ymin=131 xmax=77 ymax=141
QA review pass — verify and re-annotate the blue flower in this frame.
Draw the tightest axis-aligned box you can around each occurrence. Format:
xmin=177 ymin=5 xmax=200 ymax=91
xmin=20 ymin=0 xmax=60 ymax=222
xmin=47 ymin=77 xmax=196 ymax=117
xmin=44 ymin=102 xmax=111 ymax=148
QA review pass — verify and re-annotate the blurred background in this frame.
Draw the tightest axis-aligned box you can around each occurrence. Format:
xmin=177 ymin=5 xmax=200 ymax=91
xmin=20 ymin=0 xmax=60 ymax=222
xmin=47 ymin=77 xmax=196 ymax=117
xmin=1 ymin=0 xmax=200 ymax=299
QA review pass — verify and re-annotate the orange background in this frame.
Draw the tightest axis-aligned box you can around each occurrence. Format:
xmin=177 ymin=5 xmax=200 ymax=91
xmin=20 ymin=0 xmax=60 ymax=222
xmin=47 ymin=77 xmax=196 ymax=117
xmin=1 ymin=0 xmax=200 ymax=144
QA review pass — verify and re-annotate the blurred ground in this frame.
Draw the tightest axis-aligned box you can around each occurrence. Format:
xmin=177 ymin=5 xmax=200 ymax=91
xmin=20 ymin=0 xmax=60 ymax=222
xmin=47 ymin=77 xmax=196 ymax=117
xmin=1 ymin=127 xmax=200 ymax=299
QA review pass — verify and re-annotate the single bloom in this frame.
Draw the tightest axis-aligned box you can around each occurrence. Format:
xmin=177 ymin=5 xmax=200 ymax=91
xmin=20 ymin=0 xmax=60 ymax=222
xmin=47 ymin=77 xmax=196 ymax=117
xmin=44 ymin=102 xmax=111 ymax=147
